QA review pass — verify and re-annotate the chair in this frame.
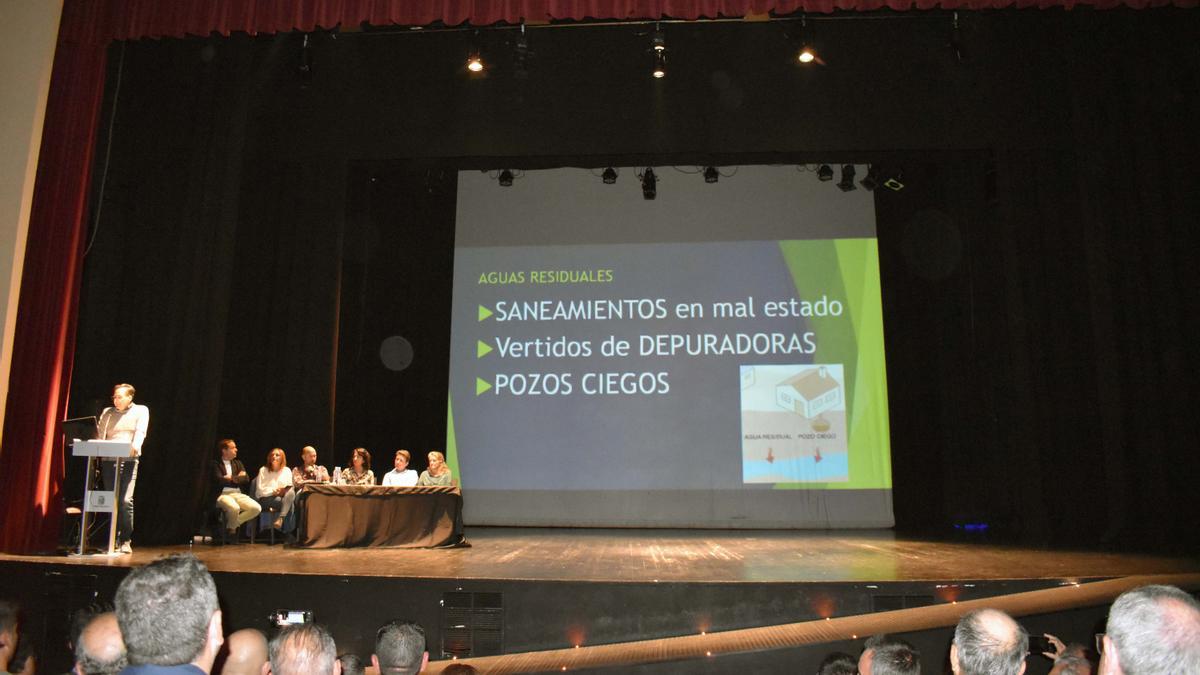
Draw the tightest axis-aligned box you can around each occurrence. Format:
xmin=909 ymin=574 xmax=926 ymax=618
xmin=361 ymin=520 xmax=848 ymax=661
xmin=250 ymin=502 xmax=279 ymax=545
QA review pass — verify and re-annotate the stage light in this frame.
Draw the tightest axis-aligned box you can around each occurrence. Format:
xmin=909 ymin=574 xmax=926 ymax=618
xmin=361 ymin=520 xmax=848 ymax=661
xmin=650 ymin=24 xmax=667 ymax=78
xmin=837 ymin=165 xmax=856 ymax=192
xmin=641 ymin=168 xmax=657 ymax=200
xmin=602 ymin=167 xmax=618 ymax=184
xmin=498 ymin=169 xmax=514 ymax=187
xmin=467 ymin=52 xmax=484 ymax=72
xmin=816 ymin=164 xmax=834 ymax=182
xmin=297 ymin=34 xmax=313 ymax=85
xmin=860 ymin=165 xmax=880 ymax=192
xmin=514 ymin=23 xmax=532 ymax=79
xmin=703 ymin=166 xmax=719 ymax=184
xmin=794 ymin=16 xmax=820 ymax=66
xmin=651 ymin=24 xmax=666 ymax=53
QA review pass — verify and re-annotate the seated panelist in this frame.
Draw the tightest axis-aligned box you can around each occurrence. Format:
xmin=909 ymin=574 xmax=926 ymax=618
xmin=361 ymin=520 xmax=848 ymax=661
xmin=212 ymin=439 xmax=261 ymax=536
xmin=416 ymin=451 xmax=454 ymax=487
xmin=339 ymin=447 xmax=375 ymax=485
xmin=254 ymin=447 xmax=295 ymax=531
xmin=292 ymin=445 xmax=330 ymax=486
xmin=381 ymin=449 xmax=418 ymax=487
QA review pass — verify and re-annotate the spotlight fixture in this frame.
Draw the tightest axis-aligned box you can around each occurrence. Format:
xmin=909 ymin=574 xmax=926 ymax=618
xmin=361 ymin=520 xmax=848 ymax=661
xmin=652 ymin=52 xmax=667 ymax=79
xmin=703 ymin=166 xmax=719 ymax=184
xmin=650 ymin=24 xmax=667 ymax=78
xmin=860 ymin=165 xmax=881 ymax=192
xmin=602 ymin=167 xmax=618 ymax=184
xmin=948 ymin=12 xmax=966 ymax=63
xmin=498 ymin=169 xmax=514 ymax=187
xmin=641 ymin=168 xmax=657 ymax=200
xmin=512 ymin=22 xmax=535 ymax=79
xmin=837 ymin=165 xmax=857 ymax=192
xmin=298 ymin=34 xmax=313 ymax=84
xmin=795 ymin=16 xmax=821 ymax=66
xmin=467 ymin=52 xmax=484 ymax=72
xmin=816 ymin=164 xmax=834 ymax=182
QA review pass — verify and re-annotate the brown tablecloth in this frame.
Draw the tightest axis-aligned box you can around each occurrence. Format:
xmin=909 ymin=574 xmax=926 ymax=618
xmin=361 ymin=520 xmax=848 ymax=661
xmin=294 ymin=485 xmax=464 ymax=548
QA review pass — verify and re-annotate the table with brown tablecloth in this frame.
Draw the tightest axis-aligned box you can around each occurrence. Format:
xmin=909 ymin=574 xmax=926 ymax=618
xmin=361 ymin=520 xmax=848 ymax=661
xmin=294 ymin=484 xmax=464 ymax=548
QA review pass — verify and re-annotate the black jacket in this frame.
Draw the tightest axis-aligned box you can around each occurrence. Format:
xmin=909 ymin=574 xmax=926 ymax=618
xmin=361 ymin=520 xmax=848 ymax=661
xmin=210 ymin=458 xmax=251 ymax=502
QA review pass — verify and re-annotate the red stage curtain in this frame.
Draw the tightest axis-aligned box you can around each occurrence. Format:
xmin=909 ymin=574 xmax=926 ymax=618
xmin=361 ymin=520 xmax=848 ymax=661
xmin=57 ymin=0 xmax=1199 ymax=44
xmin=0 ymin=36 xmax=107 ymax=554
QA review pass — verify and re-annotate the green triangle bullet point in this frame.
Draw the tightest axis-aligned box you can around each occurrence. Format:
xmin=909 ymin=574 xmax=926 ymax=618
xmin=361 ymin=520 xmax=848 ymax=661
xmin=478 ymin=305 xmax=493 ymax=321
xmin=477 ymin=340 xmax=493 ymax=358
xmin=476 ymin=378 xmax=492 ymax=396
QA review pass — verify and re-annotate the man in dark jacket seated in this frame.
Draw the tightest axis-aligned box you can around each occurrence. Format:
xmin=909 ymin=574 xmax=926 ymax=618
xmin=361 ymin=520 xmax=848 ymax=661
xmin=211 ymin=439 xmax=261 ymax=539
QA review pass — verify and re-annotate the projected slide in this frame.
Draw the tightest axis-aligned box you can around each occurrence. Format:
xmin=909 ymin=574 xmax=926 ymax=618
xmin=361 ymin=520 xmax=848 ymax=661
xmin=447 ymin=166 xmax=893 ymax=528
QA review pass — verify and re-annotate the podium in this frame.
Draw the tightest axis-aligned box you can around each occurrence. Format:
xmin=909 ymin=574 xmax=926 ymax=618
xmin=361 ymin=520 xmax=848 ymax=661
xmin=72 ymin=439 xmax=133 ymax=556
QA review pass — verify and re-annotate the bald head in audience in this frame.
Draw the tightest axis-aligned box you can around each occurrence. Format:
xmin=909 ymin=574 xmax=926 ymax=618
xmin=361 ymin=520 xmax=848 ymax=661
xmin=74 ymin=612 xmax=127 ymax=675
xmin=264 ymin=623 xmax=340 ymax=675
xmin=220 ymin=628 xmax=268 ymax=675
xmin=951 ymin=608 xmax=1029 ymax=675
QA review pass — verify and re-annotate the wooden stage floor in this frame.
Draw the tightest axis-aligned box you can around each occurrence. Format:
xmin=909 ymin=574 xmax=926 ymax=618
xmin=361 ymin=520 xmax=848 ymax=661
xmin=4 ymin=528 xmax=1196 ymax=583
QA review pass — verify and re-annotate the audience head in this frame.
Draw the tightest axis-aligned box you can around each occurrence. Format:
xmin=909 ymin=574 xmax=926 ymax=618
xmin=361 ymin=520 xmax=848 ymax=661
xmin=337 ymin=653 xmax=365 ymax=675
xmin=301 ymin=446 xmax=317 ymax=466
xmin=427 ymin=452 xmax=447 ymax=476
xmin=114 ymin=554 xmax=223 ymax=671
xmin=1051 ymin=654 xmax=1093 ymax=675
xmin=817 ymin=651 xmax=858 ymax=675
xmin=74 ymin=611 xmax=127 ymax=675
xmin=440 ymin=664 xmax=478 ymax=674
xmin=69 ymin=602 xmax=113 ymax=654
xmin=219 ymin=439 xmax=238 ymax=460
xmin=351 ymin=448 xmax=371 ymax=472
xmin=951 ymin=609 xmax=1028 ymax=675
xmin=1101 ymin=584 xmax=1200 ymax=675
xmin=373 ymin=619 xmax=428 ymax=675
xmin=220 ymin=628 xmax=268 ymax=675
xmin=394 ymin=450 xmax=411 ymax=471
xmin=265 ymin=623 xmax=340 ymax=675
xmin=266 ymin=448 xmax=286 ymax=471
xmin=9 ymin=637 xmax=34 ymax=675
xmin=859 ymin=635 xmax=920 ymax=675
xmin=0 ymin=599 xmax=18 ymax=671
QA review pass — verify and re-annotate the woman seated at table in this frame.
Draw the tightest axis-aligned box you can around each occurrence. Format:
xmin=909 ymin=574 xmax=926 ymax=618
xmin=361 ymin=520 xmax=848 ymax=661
xmin=416 ymin=450 xmax=454 ymax=486
xmin=254 ymin=447 xmax=295 ymax=531
xmin=338 ymin=447 xmax=375 ymax=485
xmin=381 ymin=449 xmax=418 ymax=487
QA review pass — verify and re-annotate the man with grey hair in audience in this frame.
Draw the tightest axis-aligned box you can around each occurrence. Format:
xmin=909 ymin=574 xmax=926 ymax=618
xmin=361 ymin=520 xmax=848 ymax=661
xmin=950 ymin=608 xmax=1029 ymax=675
xmin=1099 ymin=584 xmax=1200 ymax=675
xmin=114 ymin=554 xmax=224 ymax=674
xmin=371 ymin=620 xmax=428 ymax=675
xmin=262 ymin=624 xmax=340 ymax=675
xmin=74 ymin=611 xmax=127 ymax=675
xmin=858 ymin=634 xmax=921 ymax=675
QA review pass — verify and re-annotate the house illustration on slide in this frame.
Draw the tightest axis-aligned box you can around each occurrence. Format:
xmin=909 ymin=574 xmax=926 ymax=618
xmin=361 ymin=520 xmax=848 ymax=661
xmin=776 ymin=366 xmax=841 ymax=418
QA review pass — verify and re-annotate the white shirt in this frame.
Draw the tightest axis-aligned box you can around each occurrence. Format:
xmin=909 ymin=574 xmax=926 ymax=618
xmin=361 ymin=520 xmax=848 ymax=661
xmin=381 ymin=469 xmax=418 ymax=487
xmin=254 ymin=466 xmax=293 ymax=499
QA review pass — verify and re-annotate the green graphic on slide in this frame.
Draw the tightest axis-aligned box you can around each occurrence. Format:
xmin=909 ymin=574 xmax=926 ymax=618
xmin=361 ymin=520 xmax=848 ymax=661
xmin=773 ymin=239 xmax=892 ymax=490
xmin=445 ymin=394 xmax=461 ymax=483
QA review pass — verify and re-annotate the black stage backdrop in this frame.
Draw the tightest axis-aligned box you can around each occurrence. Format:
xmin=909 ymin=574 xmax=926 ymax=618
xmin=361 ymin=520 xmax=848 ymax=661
xmin=68 ymin=10 xmax=1199 ymax=550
